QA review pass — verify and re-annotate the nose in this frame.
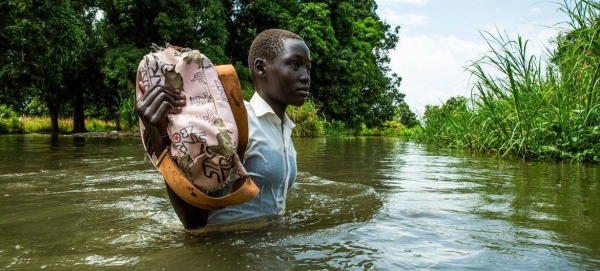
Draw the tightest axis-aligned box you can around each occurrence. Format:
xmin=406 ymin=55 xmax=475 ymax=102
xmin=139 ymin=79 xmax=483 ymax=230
xmin=300 ymin=70 xmax=310 ymax=85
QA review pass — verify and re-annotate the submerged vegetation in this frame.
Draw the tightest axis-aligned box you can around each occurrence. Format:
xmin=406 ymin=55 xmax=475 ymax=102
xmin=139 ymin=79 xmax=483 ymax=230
xmin=416 ymin=0 xmax=600 ymax=163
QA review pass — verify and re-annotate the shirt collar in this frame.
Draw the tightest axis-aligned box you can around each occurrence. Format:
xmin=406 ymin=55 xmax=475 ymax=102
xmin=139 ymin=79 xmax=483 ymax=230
xmin=250 ymin=92 xmax=296 ymax=129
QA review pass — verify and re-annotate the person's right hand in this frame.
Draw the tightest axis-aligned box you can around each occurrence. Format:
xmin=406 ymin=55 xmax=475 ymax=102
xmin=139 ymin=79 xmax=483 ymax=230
xmin=136 ymin=82 xmax=186 ymax=157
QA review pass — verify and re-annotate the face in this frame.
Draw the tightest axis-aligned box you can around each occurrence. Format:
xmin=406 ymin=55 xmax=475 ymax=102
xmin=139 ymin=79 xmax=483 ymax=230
xmin=262 ymin=39 xmax=311 ymax=112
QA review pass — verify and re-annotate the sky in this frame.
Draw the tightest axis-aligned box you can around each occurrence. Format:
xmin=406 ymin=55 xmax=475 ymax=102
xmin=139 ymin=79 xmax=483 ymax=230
xmin=374 ymin=0 xmax=571 ymax=116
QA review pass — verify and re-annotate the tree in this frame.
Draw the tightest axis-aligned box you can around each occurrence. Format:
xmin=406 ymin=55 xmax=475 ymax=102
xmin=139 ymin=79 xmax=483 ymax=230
xmin=0 ymin=1 xmax=30 ymax=113
xmin=0 ymin=0 xmax=85 ymax=133
xmin=224 ymin=0 xmax=407 ymax=130
xmin=1 ymin=0 xmax=413 ymax=133
xmin=288 ymin=0 xmax=404 ymax=129
xmin=66 ymin=2 xmax=107 ymax=133
xmin=395 ymin=101 xmax=418 ymax=128
xmin=95 ymin=0 xmax=230 ymax=130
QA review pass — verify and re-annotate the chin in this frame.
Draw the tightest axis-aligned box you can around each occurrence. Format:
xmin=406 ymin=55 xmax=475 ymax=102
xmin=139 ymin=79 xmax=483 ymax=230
xmin=290 ymin=98 xmax=307 ymax=107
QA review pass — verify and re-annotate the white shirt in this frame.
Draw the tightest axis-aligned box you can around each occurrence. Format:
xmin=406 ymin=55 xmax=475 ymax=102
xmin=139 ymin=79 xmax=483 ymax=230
xmin=207 ymin=93 xmax=298 ymax=225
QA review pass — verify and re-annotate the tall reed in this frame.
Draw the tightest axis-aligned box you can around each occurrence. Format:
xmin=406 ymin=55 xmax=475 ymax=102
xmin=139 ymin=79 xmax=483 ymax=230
xmin=418 ymin=0 xmax=600 ymax=162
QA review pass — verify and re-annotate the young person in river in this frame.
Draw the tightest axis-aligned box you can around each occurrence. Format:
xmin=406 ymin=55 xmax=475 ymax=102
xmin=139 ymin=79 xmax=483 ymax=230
xmin=136 ymin=29 xmax=311 ymax=229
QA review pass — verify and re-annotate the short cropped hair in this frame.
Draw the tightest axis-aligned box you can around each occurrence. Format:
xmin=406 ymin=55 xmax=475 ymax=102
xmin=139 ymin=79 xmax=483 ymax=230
xmin=248 ymin=29 xmax=304 ymax=79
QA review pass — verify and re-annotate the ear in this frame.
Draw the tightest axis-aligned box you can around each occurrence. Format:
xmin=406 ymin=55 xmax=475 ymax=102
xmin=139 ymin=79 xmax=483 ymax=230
xmin=254 ymin=58 xmax=267 ymax=79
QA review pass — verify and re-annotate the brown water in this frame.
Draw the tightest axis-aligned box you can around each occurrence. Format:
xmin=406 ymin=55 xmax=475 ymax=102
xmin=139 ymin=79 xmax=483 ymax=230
xmin=0 ymin=134 xmax=599 ymax=270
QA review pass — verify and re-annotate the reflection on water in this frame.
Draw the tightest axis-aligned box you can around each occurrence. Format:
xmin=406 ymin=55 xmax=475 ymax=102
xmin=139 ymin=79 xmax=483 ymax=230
xmin=0 ymin=135 xmax=599 ymax=270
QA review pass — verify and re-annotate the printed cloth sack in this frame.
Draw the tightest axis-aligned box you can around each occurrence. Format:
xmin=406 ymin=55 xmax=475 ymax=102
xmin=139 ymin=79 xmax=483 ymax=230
xmin=136 ymin=44 xmax=258 ymax=210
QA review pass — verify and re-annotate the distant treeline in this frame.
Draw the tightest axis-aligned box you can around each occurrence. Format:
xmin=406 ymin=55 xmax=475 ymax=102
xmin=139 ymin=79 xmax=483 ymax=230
xmin=416 ymin=0 xmax=600 ymax=163
xmin=0 ymin=0 xmax=418 ymax=134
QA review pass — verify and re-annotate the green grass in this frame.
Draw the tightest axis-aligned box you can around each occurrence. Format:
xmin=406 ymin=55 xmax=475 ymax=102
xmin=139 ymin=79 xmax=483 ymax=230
xmin=20 ymin=116 xmax=123 ymax=133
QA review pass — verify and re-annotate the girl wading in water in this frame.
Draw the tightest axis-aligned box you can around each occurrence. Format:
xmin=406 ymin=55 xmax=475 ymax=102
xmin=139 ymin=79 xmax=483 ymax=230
xmin=136 ymin=29 xmax=311 ymax=229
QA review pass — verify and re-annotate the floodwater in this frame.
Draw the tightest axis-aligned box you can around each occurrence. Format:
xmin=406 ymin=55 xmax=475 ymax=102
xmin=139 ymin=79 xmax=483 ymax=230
xmin=0 ymin=134 xmax=598 ymax=270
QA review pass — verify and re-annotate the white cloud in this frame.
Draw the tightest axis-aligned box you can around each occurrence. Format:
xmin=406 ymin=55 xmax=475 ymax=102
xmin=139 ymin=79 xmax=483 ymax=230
xmin=378 ymin=11 xmax=428 ymax=29
xmin=374 ymin=0 xmax=567 ymax=117
xmin=378 ymin=0 xmax=428 ymax=5
xmin=390 ymin=24 xmax=560 ymax=116
xmin=388 ymin=35 xmax=489 ymax=115
xmin=396 ymin=13 xmax=428 ymax=26
xmin=479 ymin=22 xmax=559 ymax=57
xmin=515 ymin=24 xmax=560 ymax=56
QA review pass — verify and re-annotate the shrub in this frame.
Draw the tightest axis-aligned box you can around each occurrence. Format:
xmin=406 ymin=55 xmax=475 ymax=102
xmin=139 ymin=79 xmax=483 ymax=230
xmin=288 ymin=99 xmax=325 ymax=137
xmin=0 ymin=106 xmax=24 ymax=134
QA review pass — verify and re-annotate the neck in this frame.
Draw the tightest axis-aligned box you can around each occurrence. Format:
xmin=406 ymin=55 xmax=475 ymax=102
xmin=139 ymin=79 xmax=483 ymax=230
xmin=256 ymin=91 xmax=286 ymax=121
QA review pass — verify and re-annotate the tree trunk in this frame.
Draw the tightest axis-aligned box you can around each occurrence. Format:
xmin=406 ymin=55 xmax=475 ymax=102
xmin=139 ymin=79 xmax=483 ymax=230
xmin=72 ymin=88 xmax=87 ymax=133
xmin=48 ymin=103 xmax=60 ymax=134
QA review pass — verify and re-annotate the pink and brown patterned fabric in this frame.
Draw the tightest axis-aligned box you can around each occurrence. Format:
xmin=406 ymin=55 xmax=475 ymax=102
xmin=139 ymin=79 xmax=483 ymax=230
xmin=136 ymin=45 xmax=248 ymax=193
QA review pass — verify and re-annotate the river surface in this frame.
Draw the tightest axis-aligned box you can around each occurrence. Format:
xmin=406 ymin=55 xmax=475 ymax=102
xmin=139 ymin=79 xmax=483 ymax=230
xmin=0 ymin=134 xmax=599 ymax=270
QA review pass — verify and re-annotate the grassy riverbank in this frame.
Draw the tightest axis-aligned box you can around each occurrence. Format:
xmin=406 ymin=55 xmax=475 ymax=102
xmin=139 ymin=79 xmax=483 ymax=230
xmin=1 ymin=102 xmax=416 ymax=138
xmin=416 ymin=0 xmax=600 ymax=163
xmin=0 ymin=105 xmax=125 ymax=134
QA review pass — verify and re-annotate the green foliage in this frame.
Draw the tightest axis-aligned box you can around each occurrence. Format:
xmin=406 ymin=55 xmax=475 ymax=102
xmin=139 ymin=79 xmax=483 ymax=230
xmin=288 ymin=0 xmax=404 ymax=129
xmin=223 ymin=0 xmax=407 ymax=130
xmin=103 ymin=46 xmax=146 ymax=92
xmin=101 ymin=45 xmax=146 ymax=130
xmin=395 ymin=125 xmax=422 ymax=138
xmin=23 ymin=97 xmax=48 ymax=117
xmin=238 ymin=61 xmax=255 ymax=102
xmin=223 ymin=0 xmax=300 ymax=67
xmin=118 ymin=91 xmax=138 ymax=131
xmin=417 ymin=0 xmax=600 ymax=162
xmin=287 ymin=99 xmax=325 ymax=137
xmin=418 ymin=96 xmax=473 ymax=148
xmin=395 ymin=102 xmax=419 ymax=128
xmin=381 ymin=120 xmax=421 ymax=137
xmin=357 ymin=123 xmax=385 ymax=136
xmin=0 ymin=105 xmax=24 ymax=134
xmin=1 ymin=0 xmax=415 ymax=135
xmin=323 ymin=120 xmax=349 ymax=137
xmin=1 ymin=0 xmax=86 ymax=132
